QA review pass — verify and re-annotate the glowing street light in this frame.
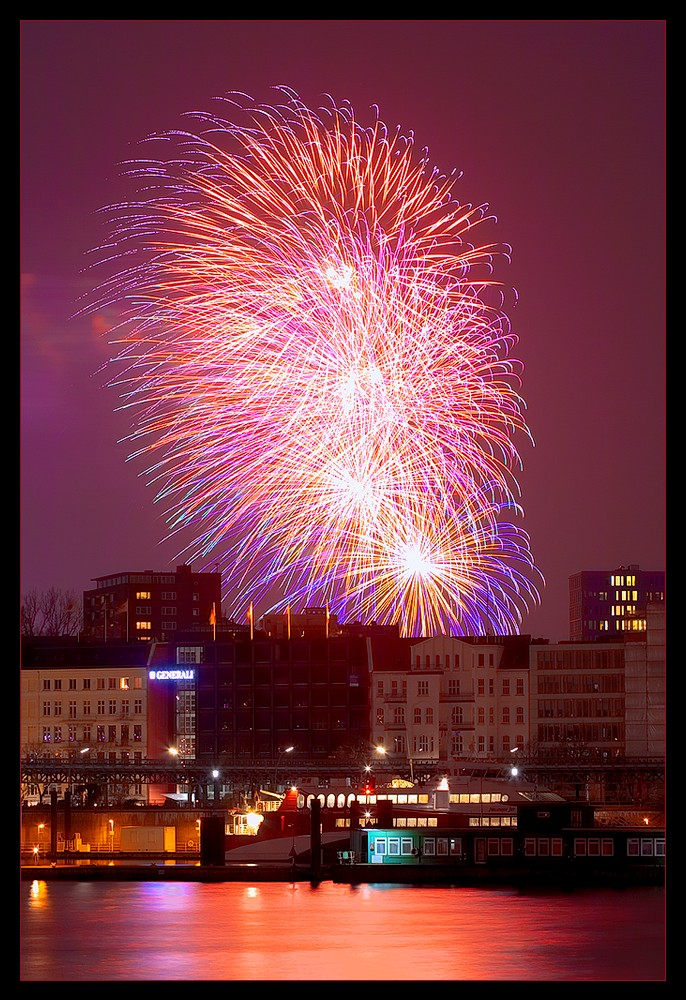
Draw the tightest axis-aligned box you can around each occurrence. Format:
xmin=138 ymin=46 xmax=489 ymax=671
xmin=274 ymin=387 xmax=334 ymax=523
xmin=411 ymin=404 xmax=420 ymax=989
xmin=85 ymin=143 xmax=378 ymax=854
xmin=274 ymin=746 xmax=295 ymax=790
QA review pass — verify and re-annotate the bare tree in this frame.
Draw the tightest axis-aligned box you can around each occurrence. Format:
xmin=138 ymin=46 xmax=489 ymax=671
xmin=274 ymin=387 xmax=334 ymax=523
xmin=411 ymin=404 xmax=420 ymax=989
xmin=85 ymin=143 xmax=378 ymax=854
xmin=20 ymin=588 xmax=83 ymax=636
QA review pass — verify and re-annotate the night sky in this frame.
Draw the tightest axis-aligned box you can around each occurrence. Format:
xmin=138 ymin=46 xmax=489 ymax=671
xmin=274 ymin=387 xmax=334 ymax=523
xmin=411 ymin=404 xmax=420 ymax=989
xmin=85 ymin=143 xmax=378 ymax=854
xmin=20 ymin=20 xmax=666 ymax=642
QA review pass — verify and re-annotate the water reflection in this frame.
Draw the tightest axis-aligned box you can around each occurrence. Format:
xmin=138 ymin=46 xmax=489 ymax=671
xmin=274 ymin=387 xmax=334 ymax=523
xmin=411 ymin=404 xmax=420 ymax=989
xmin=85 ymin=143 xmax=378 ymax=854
xmin=21 ymin=881 xmax=665 ymax=981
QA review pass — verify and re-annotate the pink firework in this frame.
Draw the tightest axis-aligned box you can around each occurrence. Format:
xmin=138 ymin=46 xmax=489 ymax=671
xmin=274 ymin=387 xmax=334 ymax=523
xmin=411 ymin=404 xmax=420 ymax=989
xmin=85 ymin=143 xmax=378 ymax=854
xmin=87 ymin=87 xmax=542 ymax=637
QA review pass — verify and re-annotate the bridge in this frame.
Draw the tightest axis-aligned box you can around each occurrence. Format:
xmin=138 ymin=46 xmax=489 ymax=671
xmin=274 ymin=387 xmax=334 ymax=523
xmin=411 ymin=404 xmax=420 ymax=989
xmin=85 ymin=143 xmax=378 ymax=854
xmin=21 ymin=755 xmax=665 ymax=804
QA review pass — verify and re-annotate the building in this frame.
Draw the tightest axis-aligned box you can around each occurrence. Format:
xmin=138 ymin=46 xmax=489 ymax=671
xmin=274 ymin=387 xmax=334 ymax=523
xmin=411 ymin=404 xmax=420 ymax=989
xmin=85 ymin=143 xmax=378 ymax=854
xmin=20 ymin=638 xmax=179 ymax=803
xmin=529 ymin=602 xmax=665 ymax=762
xmin=568 ymin=565 xmax=665 ymax=641
xmin=171 ymin=630 xmax=372 ymax=760
xmin=82 ymin=563 xmax=221 ymax=642
xmin=369 ymin=633 xmax=530 ymax=777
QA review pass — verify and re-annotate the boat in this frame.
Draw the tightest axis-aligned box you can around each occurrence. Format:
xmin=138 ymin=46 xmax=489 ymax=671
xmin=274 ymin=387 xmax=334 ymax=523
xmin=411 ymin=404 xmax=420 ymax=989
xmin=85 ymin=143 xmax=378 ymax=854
xmin=222 ymin=770 xmax=664 ymax=886
xmin=222 ymin=768 xmax=563 ymax=864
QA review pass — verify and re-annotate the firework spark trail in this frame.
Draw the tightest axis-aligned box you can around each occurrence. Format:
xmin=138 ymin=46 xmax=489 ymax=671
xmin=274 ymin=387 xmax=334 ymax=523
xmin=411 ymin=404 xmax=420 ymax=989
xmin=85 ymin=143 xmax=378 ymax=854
xmin=87 ymin=87 xmax=542 ymax=637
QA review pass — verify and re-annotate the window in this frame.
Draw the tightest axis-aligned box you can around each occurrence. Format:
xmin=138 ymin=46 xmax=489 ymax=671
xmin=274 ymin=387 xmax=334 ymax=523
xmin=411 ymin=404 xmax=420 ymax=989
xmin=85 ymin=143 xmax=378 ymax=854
xmin=451 ymin=733 xmax=463 ymax=754
xmin=53 ymin=702 xmax=62 ymax=717
xmin=82 ymin=679 xmax=91 ymax=690
xmin=417 ymin=680 xmax=429 ymax=696
xmin=83 ymin=700 xmax=90 ymax=715
xmin=414 ymin=707 xmax=422 ymax=724
xmin=502 ymin=707 xmax=510 ymax=724
xmin=69 ymin=679 xmax=77 ymax=690
xmin=451 ymin=706 xmax=463 ymax=725
xmin=54 ymin=679 xmax=62 ymax=690
xmin=134 ymin=699 xmax=143 ymax=715
xmin=478 ymin=679 xmax=485 ymax=696
xmin=426 ymin=708 xmax=433 ymax=724
xmin=42 ymin=679 xmax=51 ymax=691
xmin=121 ymin=700 xmax=129 ymax=716
xmin=502 ymin=678 xmax=510 ymax=696
xmin=97 ymin=701 xmax=105 ymax=715
xmin=108 ymin=726 xmax=116 ymax=743
xmin=178 ymin=647 xmax=203 ymax=665
xmin=393 ymin=706 xmax=405 ymax=725
xmin=448 ymin=678 xmax=460 ymax=695
xmin=136 ymin=591 xmax=151 ymax=600
xmin=69 ymin=701 xmax=77 ymax=718
xmin=108 ymin=700 xmax=116 ymax=715
xmin=516 ymin=679 xmax=525 ymax=696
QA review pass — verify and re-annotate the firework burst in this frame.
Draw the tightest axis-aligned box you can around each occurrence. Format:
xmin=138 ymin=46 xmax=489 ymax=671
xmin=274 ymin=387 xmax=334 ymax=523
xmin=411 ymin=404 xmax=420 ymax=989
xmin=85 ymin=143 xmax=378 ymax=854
xmin=87 ymin=87 xmax=542 ymax=637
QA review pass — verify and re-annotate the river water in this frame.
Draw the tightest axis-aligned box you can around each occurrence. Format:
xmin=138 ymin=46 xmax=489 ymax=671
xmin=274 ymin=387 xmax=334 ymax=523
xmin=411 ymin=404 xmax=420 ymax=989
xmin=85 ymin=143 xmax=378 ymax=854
xmin=20 ymin=879 xmax=666 ymax=981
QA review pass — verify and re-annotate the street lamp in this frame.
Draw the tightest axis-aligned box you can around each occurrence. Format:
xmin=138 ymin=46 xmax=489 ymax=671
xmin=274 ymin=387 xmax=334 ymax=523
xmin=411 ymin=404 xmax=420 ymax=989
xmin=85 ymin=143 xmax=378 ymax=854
xmin=274 ymin=746 xmax=294 ymax=790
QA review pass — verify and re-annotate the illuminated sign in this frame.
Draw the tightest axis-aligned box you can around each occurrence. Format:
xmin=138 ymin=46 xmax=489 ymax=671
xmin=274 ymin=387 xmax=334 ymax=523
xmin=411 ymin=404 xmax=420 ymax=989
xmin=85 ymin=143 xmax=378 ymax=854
xmin=148 ymin=669 xmax=195 ymax=681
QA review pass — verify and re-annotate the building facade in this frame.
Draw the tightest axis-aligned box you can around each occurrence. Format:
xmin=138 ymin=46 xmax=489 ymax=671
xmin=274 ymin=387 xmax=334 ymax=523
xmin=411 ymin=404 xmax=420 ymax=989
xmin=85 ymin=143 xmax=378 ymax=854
xmin=180 ymin=630 xmax=372 ymax=760
xmin=568 ymin=564 xmax=665 ymax=641
xmin=20 ymin=638 xmax=179 ymax=803
xmin=82 ymin=563 xmax=221 ymax=642
xmin=369 ymin=634 xmax=530 ymax=777
xmin=529 ymin=602 xmax=665 ymax=762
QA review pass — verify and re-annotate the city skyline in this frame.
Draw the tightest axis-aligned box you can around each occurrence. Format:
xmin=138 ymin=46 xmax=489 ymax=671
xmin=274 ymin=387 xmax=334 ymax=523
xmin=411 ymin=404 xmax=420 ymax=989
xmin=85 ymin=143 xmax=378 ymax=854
xmin=20 ymin=20 xmax=666 ymax=642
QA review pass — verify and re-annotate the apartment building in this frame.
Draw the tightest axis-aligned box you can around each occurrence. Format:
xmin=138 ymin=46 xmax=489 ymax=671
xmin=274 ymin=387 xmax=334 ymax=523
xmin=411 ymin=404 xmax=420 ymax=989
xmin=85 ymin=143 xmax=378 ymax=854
xmin=82 ymin=563 xmax=221 ymax=642
xmin=569 ymin=564 xmax=665 ymax=641
xmin=369 ymin=633 xmax=530 ymax=776
xmin=20 ymin=639 xmax=181 ymax=803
